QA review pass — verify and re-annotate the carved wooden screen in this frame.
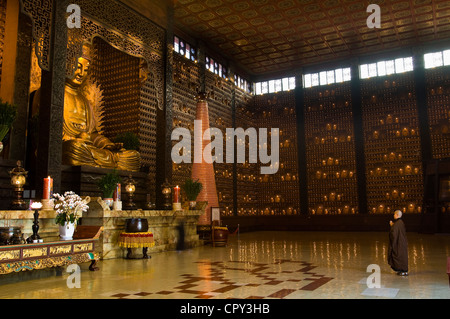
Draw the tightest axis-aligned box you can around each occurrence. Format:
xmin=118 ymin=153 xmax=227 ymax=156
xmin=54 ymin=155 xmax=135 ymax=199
xmin=0 ymin=0 xmax=6 ymax=87
xmin=171 ymin=54 xmax=200 ymax=188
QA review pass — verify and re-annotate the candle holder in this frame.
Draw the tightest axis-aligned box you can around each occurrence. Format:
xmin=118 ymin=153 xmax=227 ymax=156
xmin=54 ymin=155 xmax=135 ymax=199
xmin=27 ymin=202 xmax=43 ymax=243
xmin=9 ymin=161 xmax=28 ymax=210
xmin=161 ymin=179 xmax=172 ymax=210
xmin=124 ymin=175 xmax=137 ymax=210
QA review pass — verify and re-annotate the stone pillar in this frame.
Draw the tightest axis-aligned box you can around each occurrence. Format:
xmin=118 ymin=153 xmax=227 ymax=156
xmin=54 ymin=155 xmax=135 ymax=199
xmin=35 ymin=0 xmax=68 ymax=195
xmin=294 ymin=73 xmax=309 ymax=215
xmin=350 ymin=61 xmax=368 ymax=214
xmin=156 ymin=1 xmax=174 ymax=209
xmin=10 ymin=12 xmax=33 ymax=161
xmin=191 ymin=94 xmax=219 ymax=226
xmin=412 ymin=48 xmax=432 ymax=165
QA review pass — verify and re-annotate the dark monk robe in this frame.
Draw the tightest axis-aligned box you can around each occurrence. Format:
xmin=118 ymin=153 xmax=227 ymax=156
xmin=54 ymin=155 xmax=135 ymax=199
xmin=388 ymin=210 xmax=409 ymax=275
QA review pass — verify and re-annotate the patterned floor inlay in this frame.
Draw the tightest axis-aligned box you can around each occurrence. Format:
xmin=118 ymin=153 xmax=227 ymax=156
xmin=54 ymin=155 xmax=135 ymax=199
xmin=108 ymin=259 xmax=333 ymax=299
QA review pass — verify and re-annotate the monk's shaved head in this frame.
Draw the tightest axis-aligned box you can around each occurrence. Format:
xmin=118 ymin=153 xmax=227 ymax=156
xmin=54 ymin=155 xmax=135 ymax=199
xmin=394 ymin=210 xmax=402 ymax=219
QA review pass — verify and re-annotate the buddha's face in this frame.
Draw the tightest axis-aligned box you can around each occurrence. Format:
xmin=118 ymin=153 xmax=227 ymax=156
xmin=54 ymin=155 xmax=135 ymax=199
xmin=68 ymin=57 xmax=90 ymax=87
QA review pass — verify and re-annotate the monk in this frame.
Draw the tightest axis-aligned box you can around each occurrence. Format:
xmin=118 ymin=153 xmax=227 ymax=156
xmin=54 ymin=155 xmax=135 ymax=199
xmin=388 ymin=210 xmax=409 ymax=276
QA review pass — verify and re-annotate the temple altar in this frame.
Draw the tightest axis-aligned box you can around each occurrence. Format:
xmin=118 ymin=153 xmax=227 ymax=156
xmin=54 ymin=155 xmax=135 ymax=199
xmin=0 ymin=201 xmax=205 ymax=261
xmin=77 ymin=199 xmax=205 ymax=260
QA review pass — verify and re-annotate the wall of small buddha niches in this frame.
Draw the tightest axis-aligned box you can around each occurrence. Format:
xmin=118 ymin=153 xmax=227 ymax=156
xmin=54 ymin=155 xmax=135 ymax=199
xmin=205 ymin=71 xmax=234 ymax=217
xmin=426 ymin=67 xmax=450 ymax=160
xmin=171 ymin=54 xmax=200 ymax=189
xmin=240 ymin=92 xmax=301 ymax=216
xmin=234 ymin=89 xmax=259 ymax=217
xmin=361 ymin=73 xmax=424 ymax=215
xmin=91 ymin=37 xmax=140 ymax=138
xmin=304 ymin=83 xmax=359 ymax=215
xmin=90 ymin=37 xmax=159 ymax=199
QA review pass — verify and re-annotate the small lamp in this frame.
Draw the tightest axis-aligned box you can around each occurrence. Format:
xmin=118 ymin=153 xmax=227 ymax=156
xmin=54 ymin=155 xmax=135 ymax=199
xmin=9 ymin=161 xmax=28 ymax=210
xmin=161 ymin=179 xmax=172 ymax=210
xmin=124 ymin=175 xmax=137 ymax=210
xmin=27 ymin=202 xmax=43 ymax=243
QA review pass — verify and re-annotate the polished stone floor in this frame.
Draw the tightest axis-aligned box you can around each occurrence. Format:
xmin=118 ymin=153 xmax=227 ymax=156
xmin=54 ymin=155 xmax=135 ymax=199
xmin=0 ymin=231 xmax=449 ymax=299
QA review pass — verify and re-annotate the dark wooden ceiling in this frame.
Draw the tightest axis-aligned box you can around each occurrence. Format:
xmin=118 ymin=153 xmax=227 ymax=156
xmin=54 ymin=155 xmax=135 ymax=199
xmin=173 ymin=0 xmax=450 ymax=79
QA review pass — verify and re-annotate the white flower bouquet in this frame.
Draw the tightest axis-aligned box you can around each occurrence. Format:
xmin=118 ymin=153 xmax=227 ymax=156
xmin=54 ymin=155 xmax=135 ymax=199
xmin=53 ymin=191 xmax=90 ymax=226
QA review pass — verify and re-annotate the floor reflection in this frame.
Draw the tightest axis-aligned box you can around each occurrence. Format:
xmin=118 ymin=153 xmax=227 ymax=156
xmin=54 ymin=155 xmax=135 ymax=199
xmin=0 ymin=231 xmax=449 ymax=299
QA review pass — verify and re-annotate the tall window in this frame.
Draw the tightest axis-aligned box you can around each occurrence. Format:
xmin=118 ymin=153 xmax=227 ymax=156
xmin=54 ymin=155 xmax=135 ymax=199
xmin=303 ymin=67 xmax=351 ymax=88
xmin=424 ymin=49 xmax=450 ymax=69
xmin=174 ymin=36 xmax=197 ymax=62
xmin=359 ymin=57 xmax=414 ymax=79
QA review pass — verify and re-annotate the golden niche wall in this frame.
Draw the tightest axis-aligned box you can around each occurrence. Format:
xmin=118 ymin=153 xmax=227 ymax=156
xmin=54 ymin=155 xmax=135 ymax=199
xmin=90 ymin=37 xmax=159 ymax=197
xmin=361 ymin=73 xmax=424 ymax=215
xmin=245 ymin=91 xmax=301 ymax=216
xmin=304 ymin=83 xmax=359 ymax=215
xmin=205 ymin=71 xmax=234 ymax=217
xmin=91 ymin=37 xmax=140 ymax=140
xmin=426 ymin=67 xmax=450 ymax=160
xmin=235 ymin=92 xmax=259 ymax=216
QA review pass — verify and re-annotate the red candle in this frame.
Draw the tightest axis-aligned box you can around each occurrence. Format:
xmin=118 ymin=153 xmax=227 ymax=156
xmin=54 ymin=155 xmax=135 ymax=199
xmin=43 ymin=176 xmax=53 ymax=200
xmin=174 ymin=186 xmax=181 ymax=203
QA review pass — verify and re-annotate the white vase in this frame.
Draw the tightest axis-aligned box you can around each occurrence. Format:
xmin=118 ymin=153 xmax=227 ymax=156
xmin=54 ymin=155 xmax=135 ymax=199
xmin=103 ymin=198 xmax=114 ymax=209
xmin=59 ymin=222 xmax=76 ymax=240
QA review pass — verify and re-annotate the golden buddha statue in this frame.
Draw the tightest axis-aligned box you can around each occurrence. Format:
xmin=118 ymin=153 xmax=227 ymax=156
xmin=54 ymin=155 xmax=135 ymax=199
xmin=61 ymin=46 xmax=141 ymax=171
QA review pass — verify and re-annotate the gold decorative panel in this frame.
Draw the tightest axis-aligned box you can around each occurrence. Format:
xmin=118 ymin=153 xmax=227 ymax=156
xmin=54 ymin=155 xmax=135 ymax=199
xmin=23 ymin=247 xmax=47 ymax=258
xmin=0 ymin=250 xmax=20 ymax=261
xmin=74 ymin=243 xmax=93 ymax=252
xmin=50 ymin=245 xmax=72 ymax=255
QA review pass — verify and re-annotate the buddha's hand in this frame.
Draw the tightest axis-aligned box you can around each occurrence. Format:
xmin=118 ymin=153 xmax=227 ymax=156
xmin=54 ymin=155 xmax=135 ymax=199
xmin=105 ymin=142 xmax=124 ymax=151
xmin=75 ymin=132 xmax=93 ymax=144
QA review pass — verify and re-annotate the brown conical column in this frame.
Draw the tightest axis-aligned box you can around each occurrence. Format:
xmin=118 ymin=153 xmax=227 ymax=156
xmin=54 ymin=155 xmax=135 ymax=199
xmin=191 ymin=92 xmax=219 ymax=226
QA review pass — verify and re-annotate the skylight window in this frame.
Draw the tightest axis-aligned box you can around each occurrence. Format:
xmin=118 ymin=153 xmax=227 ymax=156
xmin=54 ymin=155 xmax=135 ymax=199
xmin=174 ymin=36 xmax=197 ymax=62
xmin=254 ymin=77 xmax=296 ymax=95
xmin=303 ymin=67 xmax=351 ymax=88
xmin=424 ymin=49 xmax=450 ymax=69
xmin=235 ymin=74 xmax=251 ymax=93
xmin=206 ymin=56 xmax=228 ymax=79
xmin=359 ymin=57 xmax=414 ymax=79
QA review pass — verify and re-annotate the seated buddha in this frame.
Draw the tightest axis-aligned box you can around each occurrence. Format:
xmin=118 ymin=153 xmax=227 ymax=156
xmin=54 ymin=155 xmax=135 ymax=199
xmin=61 ymin=50 xmax=141 ymax=171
